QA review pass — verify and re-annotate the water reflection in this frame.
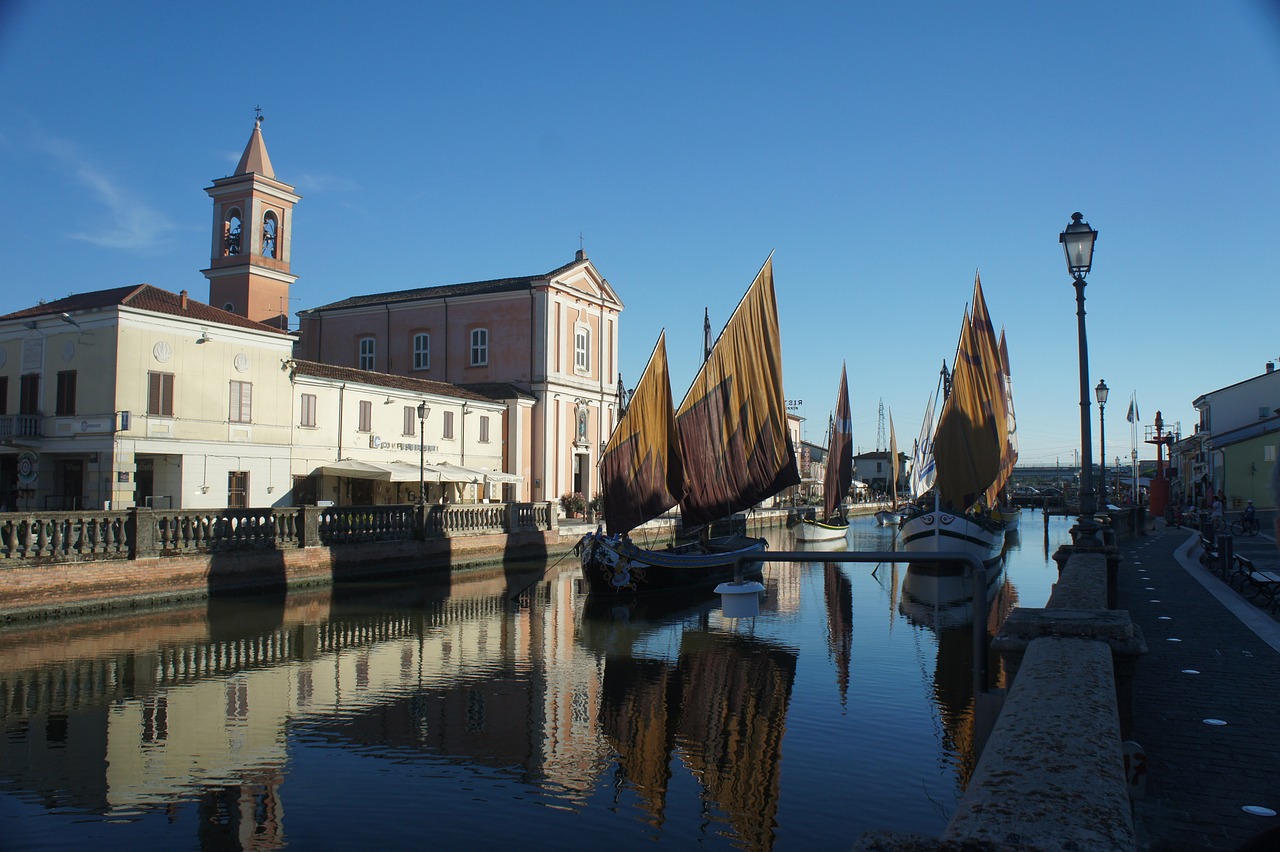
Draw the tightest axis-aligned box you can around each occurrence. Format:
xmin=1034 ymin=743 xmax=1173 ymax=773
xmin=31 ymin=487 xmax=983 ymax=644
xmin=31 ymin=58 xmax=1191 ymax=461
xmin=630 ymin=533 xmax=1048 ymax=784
xmin=0 ymin=512 xmax=1075 ymax=850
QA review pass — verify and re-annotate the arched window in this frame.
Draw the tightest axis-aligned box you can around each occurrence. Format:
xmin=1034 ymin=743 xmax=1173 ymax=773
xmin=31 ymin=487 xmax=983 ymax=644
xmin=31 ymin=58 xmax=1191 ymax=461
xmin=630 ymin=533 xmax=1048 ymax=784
xmin=470 ymin=328 xmax=488 ymax=366
xmin=222 ymin=301 xmax=235 ymax=313
xmin=359 ymin=337 xmax=375 ymax=370
xmin=413 ymin=333 xmax=430 ymax=370
xmin=224 ymin=209 xmax=242 ymax=256
xmin=262 ymin=211 xmax=279 ymax=259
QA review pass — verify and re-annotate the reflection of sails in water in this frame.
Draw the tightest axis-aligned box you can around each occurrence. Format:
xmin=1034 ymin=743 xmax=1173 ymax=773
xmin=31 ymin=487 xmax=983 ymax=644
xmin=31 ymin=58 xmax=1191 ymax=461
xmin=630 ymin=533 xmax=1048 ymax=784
xmin=596 ymin=626 xmax=798 ymax=851
xmin=823 ymin=563 xmax=854 ymax=707
xmin=899 ymin=561 xmax=1019 ymax=791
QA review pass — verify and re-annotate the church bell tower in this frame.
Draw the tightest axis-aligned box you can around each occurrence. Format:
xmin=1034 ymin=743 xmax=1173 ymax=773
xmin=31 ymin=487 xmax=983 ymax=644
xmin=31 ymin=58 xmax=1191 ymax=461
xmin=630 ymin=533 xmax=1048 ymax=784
xmin=202 ymin=113 xmax=300 ymax=329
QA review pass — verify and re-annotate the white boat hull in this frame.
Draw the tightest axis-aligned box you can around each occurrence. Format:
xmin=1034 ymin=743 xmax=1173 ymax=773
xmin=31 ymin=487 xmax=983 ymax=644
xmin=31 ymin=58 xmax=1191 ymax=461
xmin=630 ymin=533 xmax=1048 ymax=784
xmin=794 ymin=518 xmax=848 ymax=543
xmin=875 ymin=510 xmax=902 ymax=527
xmin=899 ymin=510 xmax=1004 ymax=567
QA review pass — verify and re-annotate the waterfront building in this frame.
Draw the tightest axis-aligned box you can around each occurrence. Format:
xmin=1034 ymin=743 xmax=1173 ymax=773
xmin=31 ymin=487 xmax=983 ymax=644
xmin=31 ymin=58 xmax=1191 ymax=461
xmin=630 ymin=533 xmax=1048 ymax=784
xmin=1181 ymin=361 xmax=1280 ymax=508
xmin=294 ymin=253 xmax=624 ymax=507
xmin=0 ymin=286 xmax=296 ymax=510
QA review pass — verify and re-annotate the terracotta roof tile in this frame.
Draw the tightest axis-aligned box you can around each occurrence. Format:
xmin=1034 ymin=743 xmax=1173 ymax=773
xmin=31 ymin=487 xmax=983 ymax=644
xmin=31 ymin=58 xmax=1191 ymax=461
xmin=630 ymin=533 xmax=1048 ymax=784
xmin=0 ymin=284 xmax=294 ymax=336
xmin=302 ymin=257 xmax=586 ymax=313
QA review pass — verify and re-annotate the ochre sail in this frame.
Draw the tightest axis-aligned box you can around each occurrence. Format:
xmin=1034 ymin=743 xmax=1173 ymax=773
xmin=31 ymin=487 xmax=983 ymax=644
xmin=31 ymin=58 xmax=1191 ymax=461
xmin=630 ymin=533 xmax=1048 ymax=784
xmin=600 ymin=331 xmax=684 ymax=535
xmin=888 ymin=409 xmax=899 ymax=506
xmin=676 ymin=256 xmax=801 ymax=526
xmin=969 ymin=274 xmax=1010 ymax=505
xmin=822 ymin=363 xmax=854 ymax=522
xmin=996 ymin=328 xmax=1019 ymax=487
xmin=932 ymin=306 xmax=1002 ymax=513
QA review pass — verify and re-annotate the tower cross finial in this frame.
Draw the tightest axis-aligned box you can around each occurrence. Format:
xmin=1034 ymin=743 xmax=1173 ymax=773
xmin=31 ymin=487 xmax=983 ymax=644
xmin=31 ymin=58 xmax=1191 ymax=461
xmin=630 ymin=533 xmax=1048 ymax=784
xmin=579 ymin=231 xmax=584 ymax=251
xmin=254 ymin=105 xmax=264 ymax=126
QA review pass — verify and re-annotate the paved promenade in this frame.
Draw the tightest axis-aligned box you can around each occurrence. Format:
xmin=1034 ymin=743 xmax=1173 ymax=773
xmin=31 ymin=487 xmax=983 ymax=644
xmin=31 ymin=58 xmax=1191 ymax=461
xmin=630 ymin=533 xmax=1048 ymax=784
xmin=1118 ymin=519 xmax=1280 ymax=851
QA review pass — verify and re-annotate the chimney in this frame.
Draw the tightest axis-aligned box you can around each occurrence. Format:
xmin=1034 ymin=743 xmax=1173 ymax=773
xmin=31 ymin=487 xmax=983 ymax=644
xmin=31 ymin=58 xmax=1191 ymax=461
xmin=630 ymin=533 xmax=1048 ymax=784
xmin=575 ymin=248 xmax=586 ymax=262
xmin=1268 ymin=362 xmax=1275 ymax=374
xmin=180 ymin=290 xmax=189 ymax=310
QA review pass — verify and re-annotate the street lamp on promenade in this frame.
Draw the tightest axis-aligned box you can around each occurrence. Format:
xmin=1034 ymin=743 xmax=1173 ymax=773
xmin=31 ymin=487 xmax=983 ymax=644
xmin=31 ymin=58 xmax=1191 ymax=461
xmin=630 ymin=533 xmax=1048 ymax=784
xmin=417 ymin=402 xmax=431 ymax=508
xmin=1060 ymin=212 xmax=1101 ymax=546
xmin=1096 ymin=379 xmax=1109 ymax=508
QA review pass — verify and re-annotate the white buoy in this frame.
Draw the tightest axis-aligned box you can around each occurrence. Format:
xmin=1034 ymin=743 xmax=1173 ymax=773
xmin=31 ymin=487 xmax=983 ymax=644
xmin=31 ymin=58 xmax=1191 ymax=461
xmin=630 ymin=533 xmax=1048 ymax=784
xmin=715 ymin=580 xmax=765 ymax=618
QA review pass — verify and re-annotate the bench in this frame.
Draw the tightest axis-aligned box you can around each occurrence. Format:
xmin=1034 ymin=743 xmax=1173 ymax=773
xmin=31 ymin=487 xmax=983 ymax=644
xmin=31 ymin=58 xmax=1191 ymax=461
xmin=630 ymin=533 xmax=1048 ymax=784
xmin=1233 ymin=554 xmax=1280 ymax=611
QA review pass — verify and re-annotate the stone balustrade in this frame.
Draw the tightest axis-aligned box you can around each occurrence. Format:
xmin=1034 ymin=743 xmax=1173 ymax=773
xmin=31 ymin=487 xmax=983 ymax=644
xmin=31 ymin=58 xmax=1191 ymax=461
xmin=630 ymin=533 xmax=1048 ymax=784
xmin=0 ymin=502 xmax=556 ymax=563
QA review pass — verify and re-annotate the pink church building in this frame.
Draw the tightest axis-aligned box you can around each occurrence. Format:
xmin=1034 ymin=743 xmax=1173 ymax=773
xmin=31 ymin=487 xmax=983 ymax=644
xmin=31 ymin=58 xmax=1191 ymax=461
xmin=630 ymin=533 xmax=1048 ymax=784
xmin=205 ymin=118 xmax=627 ymax=506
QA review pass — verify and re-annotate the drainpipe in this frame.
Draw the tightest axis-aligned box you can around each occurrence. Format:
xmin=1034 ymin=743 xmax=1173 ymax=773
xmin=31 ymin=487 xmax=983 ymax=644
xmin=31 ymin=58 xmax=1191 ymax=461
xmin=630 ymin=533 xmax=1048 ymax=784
xmin=443 ymin=297 xmax=449 ymax=380
xmin=385 ymin=304 xmax=392 ymax=372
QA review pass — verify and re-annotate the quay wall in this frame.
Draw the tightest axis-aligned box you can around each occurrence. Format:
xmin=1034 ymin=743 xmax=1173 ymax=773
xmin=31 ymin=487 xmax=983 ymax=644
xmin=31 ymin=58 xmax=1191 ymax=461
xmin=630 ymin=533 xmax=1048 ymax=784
xmin=858 ymin=513 xmax=1147 ymax=852
xmin=0 ymin=500 xmax=821 ymax=622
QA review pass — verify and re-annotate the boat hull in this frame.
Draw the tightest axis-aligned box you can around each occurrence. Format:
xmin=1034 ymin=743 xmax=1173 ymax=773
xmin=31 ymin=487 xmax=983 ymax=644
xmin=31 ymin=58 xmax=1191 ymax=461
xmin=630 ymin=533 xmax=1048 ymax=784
xmin=578 ymin=531 xmax=766 ymax=597
xmin=874 ymin=510 xmax=902 ymax=527
xmin=991 ymin=506 xmax=1020 ymax=532
xmin=899 ymin=510 xmax=1004 ymax=567
xmin=794 ymin=518 xmax=848 ymax=542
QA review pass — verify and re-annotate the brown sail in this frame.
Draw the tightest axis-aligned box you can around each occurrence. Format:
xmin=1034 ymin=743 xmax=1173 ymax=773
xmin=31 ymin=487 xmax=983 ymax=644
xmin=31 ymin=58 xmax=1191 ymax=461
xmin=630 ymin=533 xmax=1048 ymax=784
xmin=932 ymin=307 xmax=1003 ymax=513
xmin=599 ymin=331 xmax=684 ymax=535
xmin=675 ymin=255 xmax=800 ymax=526
xmin=822 ymin=363 xmax=854 ymax=522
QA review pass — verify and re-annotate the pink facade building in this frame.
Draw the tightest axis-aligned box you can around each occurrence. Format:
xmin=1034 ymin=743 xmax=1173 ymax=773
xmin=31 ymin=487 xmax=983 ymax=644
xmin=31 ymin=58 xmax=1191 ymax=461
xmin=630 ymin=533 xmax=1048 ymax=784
xmin=294 ymin=256 xmax=624 ymax=505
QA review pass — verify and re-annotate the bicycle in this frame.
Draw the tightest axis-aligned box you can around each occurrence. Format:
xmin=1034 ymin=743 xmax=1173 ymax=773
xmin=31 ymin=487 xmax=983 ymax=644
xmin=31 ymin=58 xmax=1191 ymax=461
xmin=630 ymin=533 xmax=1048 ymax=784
xmin=1230 ymin=515 xmax=1260 ymax=537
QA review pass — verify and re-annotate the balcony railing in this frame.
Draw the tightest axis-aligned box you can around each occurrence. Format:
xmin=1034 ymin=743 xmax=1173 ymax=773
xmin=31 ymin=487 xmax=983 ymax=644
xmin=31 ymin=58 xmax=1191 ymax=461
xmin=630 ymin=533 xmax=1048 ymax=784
xmin=0 ymin=502 xmax=556 ymax=563
xmin=0 ymin=414 xmax=41 ymax=440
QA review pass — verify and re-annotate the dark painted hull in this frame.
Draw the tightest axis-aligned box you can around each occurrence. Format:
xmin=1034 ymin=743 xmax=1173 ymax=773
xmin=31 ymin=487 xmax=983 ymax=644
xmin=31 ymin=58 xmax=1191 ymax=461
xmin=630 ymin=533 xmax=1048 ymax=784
xmin=578 ymin=531 xmax=766 ymax=597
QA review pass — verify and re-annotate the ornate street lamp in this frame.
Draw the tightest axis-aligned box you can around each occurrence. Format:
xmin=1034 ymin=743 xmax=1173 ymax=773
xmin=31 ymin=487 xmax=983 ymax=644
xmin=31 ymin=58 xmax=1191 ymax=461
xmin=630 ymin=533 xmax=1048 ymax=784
xmin=1060 ymin=212 xmax=1101 ymax=545
xmin=1096 ymin=379 xmax=1109 ymax=508
xmin=417 ymin=402 xmax=431 ymax=509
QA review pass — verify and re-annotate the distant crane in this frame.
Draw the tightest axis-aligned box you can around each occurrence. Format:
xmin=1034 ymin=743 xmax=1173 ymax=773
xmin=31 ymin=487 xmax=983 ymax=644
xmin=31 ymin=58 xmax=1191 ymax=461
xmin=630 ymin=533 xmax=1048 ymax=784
xmin=876 ymin=399 xmax=886 ymax=452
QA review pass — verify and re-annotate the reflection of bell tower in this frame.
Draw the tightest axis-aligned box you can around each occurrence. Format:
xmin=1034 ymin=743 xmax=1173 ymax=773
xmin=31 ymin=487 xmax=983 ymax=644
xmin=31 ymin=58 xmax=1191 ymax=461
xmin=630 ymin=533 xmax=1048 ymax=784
xmin=202 ymin=112 xmax=300 ymax=329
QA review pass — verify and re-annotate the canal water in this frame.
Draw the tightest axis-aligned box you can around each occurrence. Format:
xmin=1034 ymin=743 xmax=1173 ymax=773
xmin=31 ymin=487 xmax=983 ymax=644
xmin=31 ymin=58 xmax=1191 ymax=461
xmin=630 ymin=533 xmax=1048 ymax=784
xmin=1 ymin=511 xmax=1075 ymax=850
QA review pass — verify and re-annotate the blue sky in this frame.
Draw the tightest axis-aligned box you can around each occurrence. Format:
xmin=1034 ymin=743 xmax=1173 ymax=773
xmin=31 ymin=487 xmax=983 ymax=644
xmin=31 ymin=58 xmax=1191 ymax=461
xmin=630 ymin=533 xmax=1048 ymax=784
xmin=2 ymin=2 xmax=1278 ymax=468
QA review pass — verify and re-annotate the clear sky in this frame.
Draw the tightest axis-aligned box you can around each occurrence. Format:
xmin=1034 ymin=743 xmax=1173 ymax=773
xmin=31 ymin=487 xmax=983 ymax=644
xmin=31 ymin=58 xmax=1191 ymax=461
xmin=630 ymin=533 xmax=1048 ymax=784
xmin=2 ymin=2 xmax=1278 ymax=469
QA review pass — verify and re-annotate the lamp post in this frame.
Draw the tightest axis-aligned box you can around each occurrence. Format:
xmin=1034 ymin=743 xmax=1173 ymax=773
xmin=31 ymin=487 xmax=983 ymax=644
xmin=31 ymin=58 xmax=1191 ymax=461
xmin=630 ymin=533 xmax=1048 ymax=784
xmin=1060 ymin=212 xmax=1101 ymax=545
xmin=1096 ymin=379 xmax=1109 ymax=508
xmin=417 ymin=402 xmax=430 ymax=509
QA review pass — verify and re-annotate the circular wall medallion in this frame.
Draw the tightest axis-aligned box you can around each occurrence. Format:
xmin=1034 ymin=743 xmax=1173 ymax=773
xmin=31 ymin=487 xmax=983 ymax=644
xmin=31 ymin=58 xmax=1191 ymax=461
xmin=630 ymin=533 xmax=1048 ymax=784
xmin=153 ymin=341 xmax=173 ymax=363
xmin=62 ymin=341 xmax=76 ymax=362
xmin=234 ymin=353 xmax=250 ymax=373
xmin=0 ymin=348 xmax=8 ymax=367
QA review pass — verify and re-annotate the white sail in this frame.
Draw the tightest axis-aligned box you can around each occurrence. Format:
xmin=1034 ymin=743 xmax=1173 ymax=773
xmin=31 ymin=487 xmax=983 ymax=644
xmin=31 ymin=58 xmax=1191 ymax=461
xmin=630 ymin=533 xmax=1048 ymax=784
xmin=910 ymin=390 xmax=936 ymax=499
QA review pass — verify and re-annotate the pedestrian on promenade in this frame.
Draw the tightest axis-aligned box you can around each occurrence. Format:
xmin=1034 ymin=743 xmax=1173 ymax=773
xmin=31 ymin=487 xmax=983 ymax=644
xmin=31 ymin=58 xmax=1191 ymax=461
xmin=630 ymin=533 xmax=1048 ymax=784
xmin=1211 ymin=493 xmax=1224 ymax=528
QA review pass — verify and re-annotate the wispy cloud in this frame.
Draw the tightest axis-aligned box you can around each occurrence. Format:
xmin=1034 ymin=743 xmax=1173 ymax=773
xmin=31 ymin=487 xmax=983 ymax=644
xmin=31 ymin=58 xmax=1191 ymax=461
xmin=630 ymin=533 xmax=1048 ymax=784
xmin=38 ymin=132 xmax=178 ymax=252
xmin=293 ymin=171 xmax=359 ymax=194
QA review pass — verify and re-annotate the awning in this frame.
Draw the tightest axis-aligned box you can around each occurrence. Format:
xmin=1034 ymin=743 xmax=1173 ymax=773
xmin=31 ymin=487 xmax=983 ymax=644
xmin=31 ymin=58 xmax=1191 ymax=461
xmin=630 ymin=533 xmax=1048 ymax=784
xmin=315 ymin=460 xmax=445 ymax=482
xmin=316 ymin=460 xmax=394 ymax=480
xmin=431 ymin=462 xmax=488 ymax=484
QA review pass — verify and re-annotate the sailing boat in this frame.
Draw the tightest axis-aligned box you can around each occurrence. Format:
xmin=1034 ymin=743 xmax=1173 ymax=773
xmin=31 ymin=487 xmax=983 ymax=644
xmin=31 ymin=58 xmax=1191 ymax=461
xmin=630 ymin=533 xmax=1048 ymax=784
xmin=796 ymin=364 xmax=854 ymax=543
xmin=988 ymin=329 xmax=1021 ymax=533
xmin=874 ymin=411 xmax=903 ymax=526
xmin=899 ymin=273 xmax=1007 ymax=567
xmin=579 ymin=255 xmax=801 ymax=596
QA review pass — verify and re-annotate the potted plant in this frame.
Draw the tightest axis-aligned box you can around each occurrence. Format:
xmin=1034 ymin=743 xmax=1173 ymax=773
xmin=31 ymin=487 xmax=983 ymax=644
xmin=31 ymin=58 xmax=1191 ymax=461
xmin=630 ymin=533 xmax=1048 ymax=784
xmin=560 ymin=492 xmax=586 ymax=518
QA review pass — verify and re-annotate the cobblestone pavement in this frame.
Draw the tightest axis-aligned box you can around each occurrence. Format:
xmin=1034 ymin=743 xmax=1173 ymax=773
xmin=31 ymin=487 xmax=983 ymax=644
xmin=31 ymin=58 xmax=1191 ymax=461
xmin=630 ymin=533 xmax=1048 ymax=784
xmin=1118 ymin=522 xmax=1280 ymax=851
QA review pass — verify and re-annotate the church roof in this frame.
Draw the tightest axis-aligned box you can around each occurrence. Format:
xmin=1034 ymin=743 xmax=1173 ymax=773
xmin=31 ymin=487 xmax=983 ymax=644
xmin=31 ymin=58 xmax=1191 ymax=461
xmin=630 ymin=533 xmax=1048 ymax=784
xmin=0 ymin=284 xmax=294 ymax=336
xmin=288 ymin=360 xmax=495 ymax=403
xmin=235 ymin=119 xmax=275 ymax=178
xmin=302 ymin=256 xmax=590 ymax=313
xmin=460 ymin=382 xmax=538 ymax=402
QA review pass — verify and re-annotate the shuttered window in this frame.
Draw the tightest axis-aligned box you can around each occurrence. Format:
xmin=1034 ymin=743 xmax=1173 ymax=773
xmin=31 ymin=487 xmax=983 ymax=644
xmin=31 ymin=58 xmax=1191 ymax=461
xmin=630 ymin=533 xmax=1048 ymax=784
xmin=148 ymin=372 xmax=174 ymax=417
xmin=229 ymin=381 xmax=252 ymax=423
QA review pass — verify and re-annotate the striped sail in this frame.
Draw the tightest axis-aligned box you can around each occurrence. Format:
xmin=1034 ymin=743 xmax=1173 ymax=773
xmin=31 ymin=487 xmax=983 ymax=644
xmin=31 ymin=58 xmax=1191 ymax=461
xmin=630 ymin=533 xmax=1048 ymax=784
xmin=676 ymin=255 xmax=801 ymax=526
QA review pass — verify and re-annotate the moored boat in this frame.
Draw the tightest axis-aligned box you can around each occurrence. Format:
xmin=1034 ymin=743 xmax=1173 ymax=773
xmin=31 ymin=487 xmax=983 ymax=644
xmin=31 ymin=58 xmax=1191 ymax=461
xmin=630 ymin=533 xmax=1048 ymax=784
xmin=900 ymin=273 xmax=1009 ymax=568
xmin=580 ymin=255 xmax=801 ymax=596
xmin=795 ymin=363 xmax=855 ymax=546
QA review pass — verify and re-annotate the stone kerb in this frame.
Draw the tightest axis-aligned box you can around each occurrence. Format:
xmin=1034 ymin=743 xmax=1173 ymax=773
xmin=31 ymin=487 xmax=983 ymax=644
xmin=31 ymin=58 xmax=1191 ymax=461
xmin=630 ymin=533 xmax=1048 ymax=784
xmin=941 ymin=546 xmax=1147 ymax=851
xmin=943 ymin=637 xmax=1137 ymax=851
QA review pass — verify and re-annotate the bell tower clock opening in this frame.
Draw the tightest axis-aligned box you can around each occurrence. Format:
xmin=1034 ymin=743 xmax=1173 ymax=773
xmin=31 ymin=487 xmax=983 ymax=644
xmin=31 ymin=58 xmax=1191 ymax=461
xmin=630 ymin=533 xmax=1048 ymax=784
xmin=201 ymin=111 xmax=301 ymax=330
